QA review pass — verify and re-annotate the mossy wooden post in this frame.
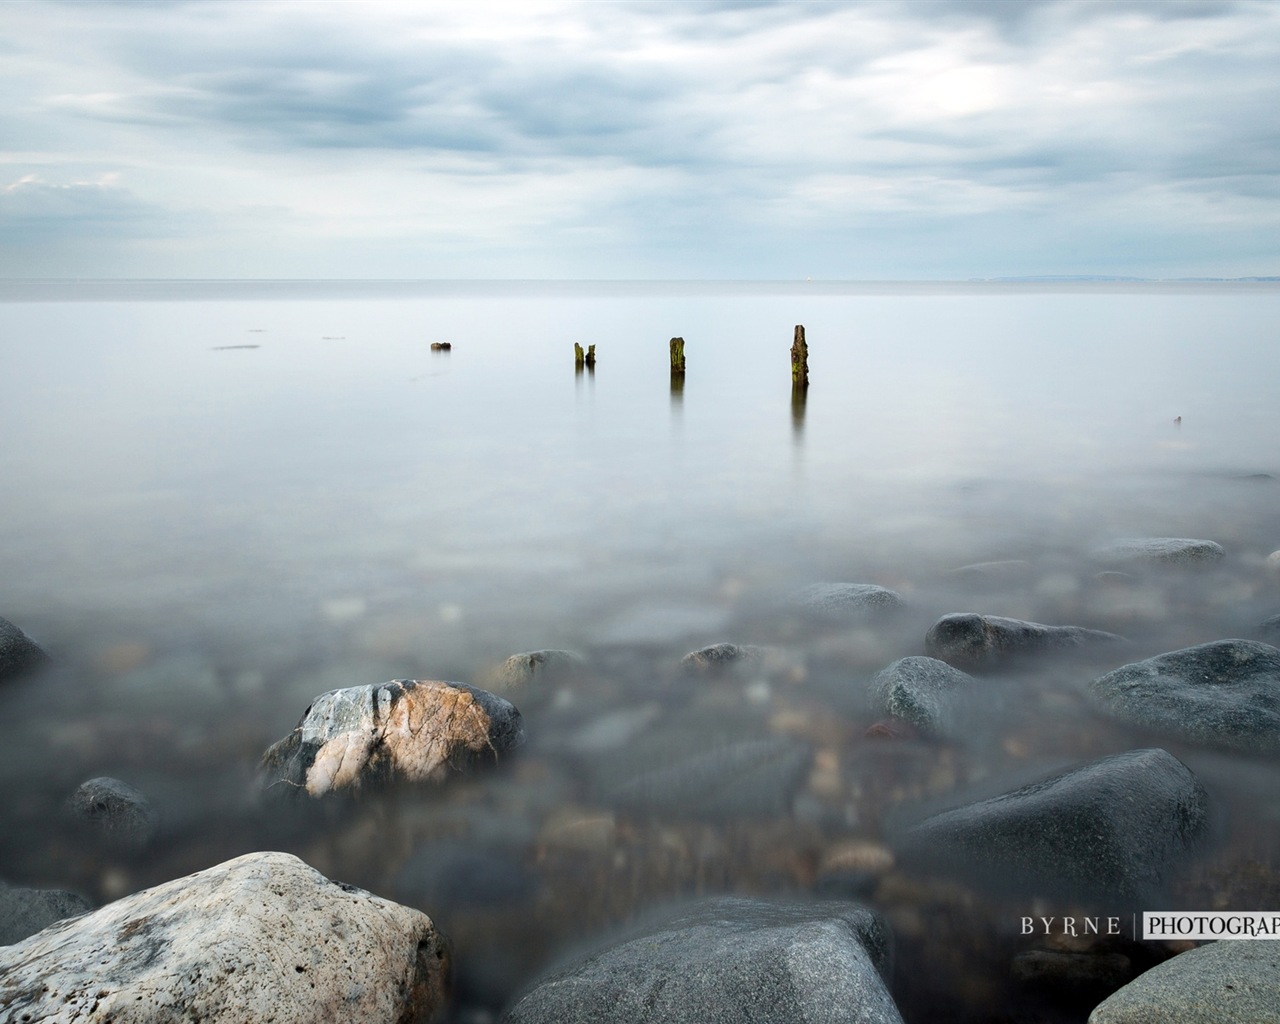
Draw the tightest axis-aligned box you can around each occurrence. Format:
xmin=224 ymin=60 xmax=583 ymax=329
xmin=574 ymin=342 xmax=585 ymax=371
xmin=790 ymin=325 xmax=809 ymax=388
xmin=669 ymin=337 xmax=686 ymax=399
xmin=585 ymin=344 xmax=596 ymax=369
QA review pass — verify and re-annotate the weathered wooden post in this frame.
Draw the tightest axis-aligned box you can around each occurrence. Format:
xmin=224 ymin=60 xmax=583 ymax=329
xmin=791 ymin=325 xmax=808 ymax=439
xmin=669 ymin=337 xmax=686 ymax=375
xmin=790 ymin=325 xmax=809 ymax=388
xmin=585 ymin=344 xmax=596 ymax=369
xmin=574 ymin=342 xmax=585 ymax=371
xmin=669 ymin=337 xmax=685 ymax=400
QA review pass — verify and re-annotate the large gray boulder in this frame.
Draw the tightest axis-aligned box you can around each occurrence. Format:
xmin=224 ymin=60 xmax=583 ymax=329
xmin=869 ymin=656 xmax=976 ymax=733
xmin=895 ymin=748 xmax=1208 ymax=904
xmin=0 ymin=616 xmax=48 ymax=680
xmin=1089 ymin=941 xmax=1280 ymax=1023
xmin=0 ymin=851 xmax=450 ymax=1023
xmin=925 ymin=613 xmax=1125 ymax=669
xmin=1089 ymin=640 xmax=1280 ymax=753
xmin=261 ymin=679 xmax=524 ymax=798
xmin=503 ymin=895 xmax=903 ymax=1024
xmin=1092 ymin=537 xmax=1226 ymax=569
xmin=0 ymin=882 xmax=90 ymax=945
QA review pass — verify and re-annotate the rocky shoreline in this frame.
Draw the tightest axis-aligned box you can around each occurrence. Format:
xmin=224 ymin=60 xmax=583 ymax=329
xmin=4 ymin=533 xmax=1280 ymax=1023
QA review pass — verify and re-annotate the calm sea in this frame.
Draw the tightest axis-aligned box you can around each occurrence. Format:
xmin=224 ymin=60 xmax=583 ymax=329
xmin=3 ymin=279 xmax=1279 ymax=1016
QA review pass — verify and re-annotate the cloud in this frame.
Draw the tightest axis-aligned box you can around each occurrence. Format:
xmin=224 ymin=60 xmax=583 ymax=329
xmin=1 ymin=0 xmax=1277 ymax=277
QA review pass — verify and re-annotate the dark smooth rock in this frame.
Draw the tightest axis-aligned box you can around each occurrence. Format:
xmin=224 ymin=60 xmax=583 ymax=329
xmin=794 ymin=583 xmax=905 ymax=617
xmin=1092 ymin=537 xmax=1226 ymax=568
xmin=260 ymin=679 xmax=524 ymax=798
xmin=0 ymin=616 xmax=48 ymax=680
xmin=869 ymin=656 xmax=976 ymax=733
xmin=0 ymin=882 xmax=91 ymax=945
xmin=1258 ymin=614 xmax=1280 ymax=644
xmin=895 ymin=748 xmax=1209 ymax=904
xmin=0 ymin=852 xmax=449 ymax=1022
xmin=1089 ymin=640 xmax=1280 ymax=753
xmin=66 ymin=777 xmax=159 ymax=851
xmin=1089 ymin=941 xmax=1280 ymax=1023
xmin=925 ymin=613 xmax=1126 ymax=669
xmin=503 ymin=895 xmax=903 ymax=1024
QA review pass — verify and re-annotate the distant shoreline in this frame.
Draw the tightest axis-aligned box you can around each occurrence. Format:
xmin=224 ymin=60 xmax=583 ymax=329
xmin=2 ymin=277 xmax=1278 ymax=302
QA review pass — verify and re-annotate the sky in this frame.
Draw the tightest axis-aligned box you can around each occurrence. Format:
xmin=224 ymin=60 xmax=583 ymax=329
xmin=2 ymin=0 xmax=1279 ymax=280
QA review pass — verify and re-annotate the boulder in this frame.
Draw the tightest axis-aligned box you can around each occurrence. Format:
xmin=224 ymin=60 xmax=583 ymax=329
xmin=794 ymin=583 xmax=905 ymax=617
xmin=260 ymin=679 xmax=524 ymax=798
xmin=503 ymin=895 xmax=902 ymax=1024
xmin=488 ymin=650 xmax=584 ymax=690
xmin=895 ymin=748 xmax=1208 ymax=904
xmin=1092 ymin=537 xmax=1226 ymax=568
xmin=679 ymin=642 xmax=764 ymax=673
xmin=925 ymin=613 xmax=1125 ymax=669
xmin=0 ymin=882 xmax=90 ymax=945
xmin=1089 ymin=941 xmax=1280 ymax=1024
xmin=0 ymin=851 xmax=450 ymax=1023
xmin=0 ymin=616 xmax=48 ymax=680
xmin=869 ymin=656 xmax=976 ymax=733
xmin=66 ymin=777 xmax=159 ymax=851
xmin=1088 ymin=640 xmax=1280 ymax=753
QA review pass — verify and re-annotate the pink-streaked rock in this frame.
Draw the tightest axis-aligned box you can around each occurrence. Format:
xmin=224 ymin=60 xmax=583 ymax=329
xmin=260 ymin=679 xmax=524 ymax=798
xmin=0 ymin=852 xmax=450 ymax=1023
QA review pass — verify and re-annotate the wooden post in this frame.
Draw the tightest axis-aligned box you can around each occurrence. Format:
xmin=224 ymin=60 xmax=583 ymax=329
xmin=585 ymin=344 xmax=596 ymax=369
xmin=669 ymin=337 xmax=686 ymax=374
xmin=790 ymin=325 xmax=809 ymax=388
xmin=574 ymin=342 xmax=585 ymax=369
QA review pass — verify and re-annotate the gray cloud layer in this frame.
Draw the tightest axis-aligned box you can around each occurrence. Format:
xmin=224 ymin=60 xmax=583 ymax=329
xmin=2 ymin=0 xmax=1277 ymax=277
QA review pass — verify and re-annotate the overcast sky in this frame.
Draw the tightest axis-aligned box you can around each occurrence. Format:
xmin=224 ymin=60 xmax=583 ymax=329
xmin=2 ymin=0 xmax=1278 ymax=280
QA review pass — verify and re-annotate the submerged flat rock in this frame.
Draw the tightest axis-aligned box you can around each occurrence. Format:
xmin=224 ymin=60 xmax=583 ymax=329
xmin=925 ymin=613 xmax=1125 ymax=669
xmin=1089 ymin=941 xmax=1280 ymax=1024
xmin=1089 ymin=640 xmax=1280 ymax=753
xmin=0 ymin=882 xmax=90 ymax=946
xmin=488 ymin=649 xmax=585 ymax=690
xmin=869 ymin=656 xmax=976 ymax=734
xmin=1092 ymin=537 xmax=1226 ymax=568
xmin=0 ymin=851 xmax=449 ymax=1023
xmin=261 ymin=679 xmax=524 ymax=798
xmin=0 ymin=616 xmax=48 ymax=680
xmin=794 ymin=583 xmax=905 ymax=617
xmin=896 ymin=748 xmax=1208 ymax=904
xmin=503 ymin=895 xmax=902 ymax=1024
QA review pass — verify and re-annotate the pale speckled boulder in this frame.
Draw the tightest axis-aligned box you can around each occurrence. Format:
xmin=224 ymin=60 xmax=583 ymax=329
xmin=261 ymin=679 xmax=524 ymax=798
xmin=1089 ymin=941 xmax=1280 ymax=1023
xmin=0 ymin=851 xmax=450 ymax=1023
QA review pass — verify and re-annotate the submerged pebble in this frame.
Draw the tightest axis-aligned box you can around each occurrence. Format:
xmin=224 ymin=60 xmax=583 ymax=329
xmin=66 ymin=776 xmax=159 ymax=852
xmin=869 ymin=656 xmax=976 ymax=734
xmin=0 ymin=881 xmax=91 ymax=946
